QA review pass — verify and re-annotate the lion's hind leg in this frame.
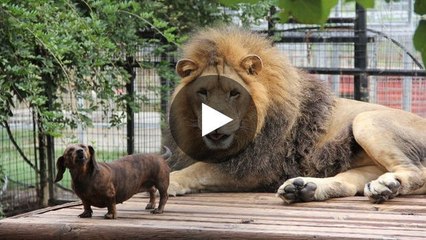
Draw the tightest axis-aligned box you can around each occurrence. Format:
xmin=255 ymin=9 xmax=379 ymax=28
xmin=353 ymin=110 xmax=426 ymax=203
xmin=277 ymin=166 xmax=383 ymax=204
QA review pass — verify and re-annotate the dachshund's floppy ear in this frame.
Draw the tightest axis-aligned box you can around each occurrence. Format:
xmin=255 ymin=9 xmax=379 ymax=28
xmin=54 ymin=156 xmax=65 ymax=182
xmin=88 ymin=145 xmax=99 ymax=174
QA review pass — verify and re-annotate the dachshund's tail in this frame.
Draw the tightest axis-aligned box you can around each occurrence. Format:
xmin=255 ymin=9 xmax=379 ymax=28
xmin=161 ymin=146 xmax=172 ymax=160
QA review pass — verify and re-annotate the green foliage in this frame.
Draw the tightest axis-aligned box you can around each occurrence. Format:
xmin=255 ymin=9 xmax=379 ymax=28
xmin=236 ymin=1 xmax=275 ymax=27
xmin=413 ymin=0 xmax=426 ymax=68
xmin=1 ymin=1 xmax=150 ymax=136
xmin=228 ymin=0 xmax=374 ymax=24
xmin=415 ymin=0 xmax=426 ymax=14
xmin=0 ymin=0 xmax=259 ymax=138
xmin=414 ymin=20 xmax=426 ymax=66
xmin=277 ymin=0 xmax=339 ymax=24
xmin=219 ymin=0 xmax=260 ymax=6
xmin=219 ymin=0 xmax=274 ymax=27
xmin=346 ymin=0 xmax=375 ymax=8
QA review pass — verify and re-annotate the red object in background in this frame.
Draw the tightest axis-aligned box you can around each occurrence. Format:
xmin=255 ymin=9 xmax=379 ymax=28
xmin=335 ymin=76 xmax=426 ymax=117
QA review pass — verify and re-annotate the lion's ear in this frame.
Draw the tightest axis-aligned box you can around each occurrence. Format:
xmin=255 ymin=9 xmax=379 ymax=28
xmin=240 ymin=54 xmax=263 ymax=75
xmin=176 ymin=59 xmax=198 ymax=78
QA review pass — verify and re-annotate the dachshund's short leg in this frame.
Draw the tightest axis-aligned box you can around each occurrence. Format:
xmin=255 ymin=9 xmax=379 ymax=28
xmin=151 ymin=180 xmax=169 ymax=214
xmin=79 ymin=202 xmax=93 ymax=218
xmin=145 ymin=187 xmax=156 ymax=210
xmin=104 ymin=202 xmax=117 ymax=219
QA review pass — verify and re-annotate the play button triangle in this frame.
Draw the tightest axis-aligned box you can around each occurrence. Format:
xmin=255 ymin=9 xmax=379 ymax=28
xmin=201 ymin=103 xmax=233 ymax=137
xmin=169 ymin=75 xmax=258 ymax=161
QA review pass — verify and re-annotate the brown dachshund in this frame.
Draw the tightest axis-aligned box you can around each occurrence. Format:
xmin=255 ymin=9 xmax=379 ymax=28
xmin=54 ymin=144 xmax=170 ymax=219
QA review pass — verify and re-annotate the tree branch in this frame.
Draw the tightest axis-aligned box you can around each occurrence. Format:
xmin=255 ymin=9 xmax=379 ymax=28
xmin=2 ymin=120 xmax=40 ymax=174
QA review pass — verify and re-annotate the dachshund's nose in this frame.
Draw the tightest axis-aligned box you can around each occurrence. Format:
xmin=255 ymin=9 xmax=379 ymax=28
xmin=76 ymin=149 xmax=84 ymax=158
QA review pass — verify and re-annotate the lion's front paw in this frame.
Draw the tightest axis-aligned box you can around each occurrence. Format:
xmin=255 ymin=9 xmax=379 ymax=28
xmin=277 ymin=178 xmax=317 ymax=204
xmin=364 ymin=173 xmax=400 ymax=203
xmin=167 ymin=180 xmax=191 ymax=197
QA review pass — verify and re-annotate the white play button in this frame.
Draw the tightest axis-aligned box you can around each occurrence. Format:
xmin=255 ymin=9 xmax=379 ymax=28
xmin=201 ymin=103 xmax=233 ymax=136
xmin=169 ymin=75 xmax=258 ymax=161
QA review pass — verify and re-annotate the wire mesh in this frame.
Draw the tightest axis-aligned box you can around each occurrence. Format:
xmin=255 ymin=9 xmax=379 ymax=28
xmin=271 ymin=0 xmax=425 ymax=116
xmin=0 ymin=105 xmax=39 ymax=216
xmin=134 ymin=47 xmax=163 ymax=154
xmin=133 ymin=68 xmax=163 ymax=153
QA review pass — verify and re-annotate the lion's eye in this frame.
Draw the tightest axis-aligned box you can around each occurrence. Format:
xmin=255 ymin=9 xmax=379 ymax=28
xmin=197 ymin=89 xmax=208 ymax=96
xmin=230 ymin=89 xmax=240 ymax=98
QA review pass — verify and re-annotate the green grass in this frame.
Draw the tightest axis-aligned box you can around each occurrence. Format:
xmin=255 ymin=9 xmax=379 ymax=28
xmin=1 ymin=128 xmax=38 ymax=187
xmin=1 ymin=128 xmax=126 ymax=189
xmin=1 ymin=147 xmax=125 ymax=189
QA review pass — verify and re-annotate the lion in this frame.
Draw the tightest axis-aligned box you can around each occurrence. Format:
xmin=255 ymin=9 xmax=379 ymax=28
xmin=166 ymin=26 xmax=426 ymax=204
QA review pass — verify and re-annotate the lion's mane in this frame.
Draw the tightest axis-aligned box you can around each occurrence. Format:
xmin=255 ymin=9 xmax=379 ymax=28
xmin=167 ymin=27 xmax=360 ymax=191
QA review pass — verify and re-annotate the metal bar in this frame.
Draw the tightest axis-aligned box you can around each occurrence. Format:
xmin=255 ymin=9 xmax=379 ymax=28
xmin=285 ymin=17 xmax=355 ymax=24
xmin=301 ymin=67 xmax=426 ymax=76
xmin=125 ymin=57 xmax=136 ymax=155
xmin=276 ymin=36 xmax=375 ymax=43
xmin=354 ymin=3 xmax=368 ymax=101
xmin=402 ymin=54 xmax=413 ymax=112
xmin=121 ymin=61 xmax=426 ymax=76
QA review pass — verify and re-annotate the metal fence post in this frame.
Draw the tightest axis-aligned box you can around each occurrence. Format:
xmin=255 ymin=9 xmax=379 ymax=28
xmin=354 ymin=3 xmax=368 ymax=101
xmin=160 ymin=53 xmax=173 ymax=125
xmin=126 ymin=57 xmax=135 ymax=155
xmin=160 ymin=77 xmax=170 ymax=125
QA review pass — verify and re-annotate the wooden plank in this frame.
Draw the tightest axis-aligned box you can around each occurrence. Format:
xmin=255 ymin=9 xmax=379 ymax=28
xmin=32 ymin=210 xmax=426 ymax=233
xmin=1 ymin=193 xmax=426 ymax=239
xmin=8 ymin=201 xmax=82 ymax=219
xmin=1 ymin=216 xmax=425 ymax=239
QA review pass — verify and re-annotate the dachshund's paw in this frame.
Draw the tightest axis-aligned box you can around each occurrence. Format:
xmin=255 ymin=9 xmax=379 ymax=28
xmin=150 ymin=208 xmax=164 ymax=214
xmin=277 ymin=178 xmax=317 ymax=204
xmin=78 ymin=210 xmax=92 ymax=218
xmin=145 ymin=203 xmax=155 ymax=210
xmin=104 ymin=212 xmax=117 ymax=219
xmin=364 ymin=173 xmax=400 ymax=203
xmin=167 ymin=181 xmax=190 ymax=196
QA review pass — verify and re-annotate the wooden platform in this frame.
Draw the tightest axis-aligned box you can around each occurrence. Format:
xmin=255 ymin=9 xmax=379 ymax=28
xmin=1 ymin=193 xmax=426 ymax=239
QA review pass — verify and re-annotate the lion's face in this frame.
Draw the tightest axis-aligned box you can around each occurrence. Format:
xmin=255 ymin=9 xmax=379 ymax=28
xmin=186 ymin=65 xmax=252 ymax=150
xmin=170 ymin=56 xmax=262 ymax=162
